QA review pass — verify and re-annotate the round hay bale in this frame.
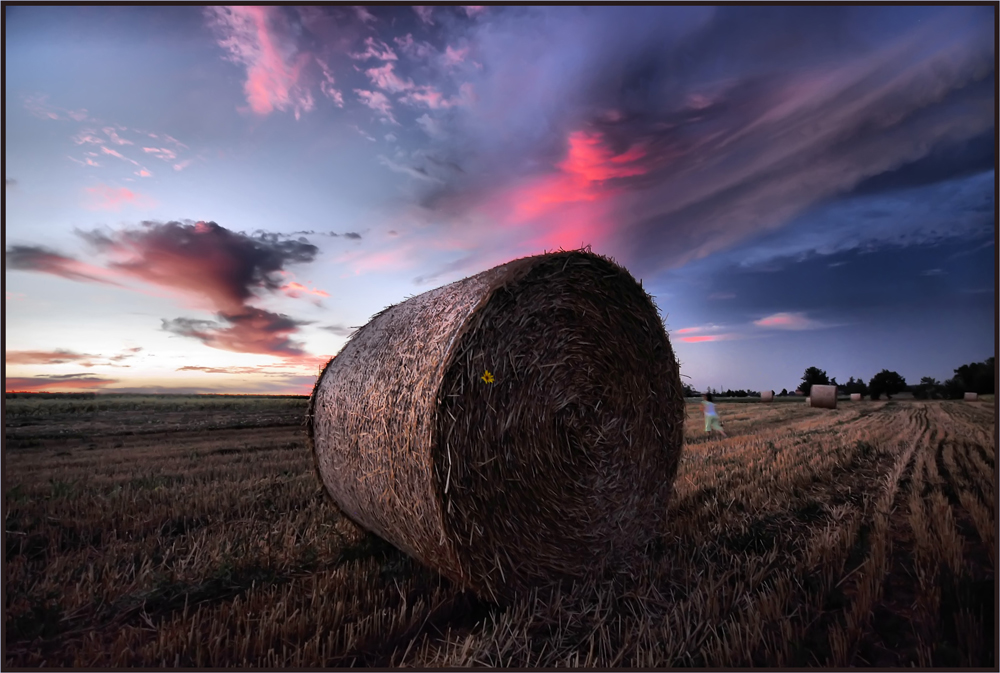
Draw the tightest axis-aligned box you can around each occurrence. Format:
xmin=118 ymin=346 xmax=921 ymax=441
xmin=760 ymin=390 xmax=774 ymax=402
xmin=850 ymin=393 xmax=862 ymax=401
xmin=964 ymin=392 xmax=978 ymax=401
xmin=805 ymin=397 xmax=811 ymax=407
xmin=809 ymin=384 xmax=838 ymax=409
xmin=307 ymin=250 xmax=685 ymax=601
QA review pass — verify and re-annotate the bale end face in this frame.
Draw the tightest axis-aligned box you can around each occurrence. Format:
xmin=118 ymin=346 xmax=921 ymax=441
xmin=760 ymin=390 xmax=774 ymax=402
xmin=964 ymin=392 xmax=979 ymax=401
xmin=850 ymin=393 xmax=862 ymax=401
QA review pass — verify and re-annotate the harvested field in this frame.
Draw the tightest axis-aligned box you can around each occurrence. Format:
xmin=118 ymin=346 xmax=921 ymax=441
xmin=4 ymin=394 xmax=996 ymax=667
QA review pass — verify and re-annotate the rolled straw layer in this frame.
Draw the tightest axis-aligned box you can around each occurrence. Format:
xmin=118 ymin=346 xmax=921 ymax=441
xmin=307 ymin=250 xmax=685 ymax=600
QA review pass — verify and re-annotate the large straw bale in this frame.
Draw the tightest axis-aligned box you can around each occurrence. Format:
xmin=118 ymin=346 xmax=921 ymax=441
xmin=809 ymin=384 xmax=838 ymax=409
xmin=964 ymin=392 xmax=979 ymax=401
xmin=850 ymin=393 xmax=862 ymax=401
xmin=760 ymin=390 xmax=774 ymax=402
xmin=307 ymin=250 xmax=685 ymax=601
xmin=805 ymin=397 xmax=811 ymax=407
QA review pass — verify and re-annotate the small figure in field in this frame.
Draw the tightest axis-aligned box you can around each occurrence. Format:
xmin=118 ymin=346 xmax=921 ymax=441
xmin=701 ymin=392 xmax=726 ymax=437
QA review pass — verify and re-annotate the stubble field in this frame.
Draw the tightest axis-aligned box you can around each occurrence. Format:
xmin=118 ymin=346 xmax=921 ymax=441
xmin=4 ymin=394 xmax=995 ymax=667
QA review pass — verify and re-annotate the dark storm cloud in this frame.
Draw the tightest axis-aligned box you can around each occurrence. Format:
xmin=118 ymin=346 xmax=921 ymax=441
xmin=162 ymin=308 xmax=311 ymax=357
xmin=5 ymin=245 xmax=121 ymax=285
xmin=78 ymin=220 xmax=319 ymax=313
xmin=14 ymin=221 xmax=324 ymax=357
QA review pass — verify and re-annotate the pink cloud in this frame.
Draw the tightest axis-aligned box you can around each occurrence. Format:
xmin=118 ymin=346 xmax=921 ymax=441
xmin=136 ymin=169 xmax=152 ymax=177
xmin=678 ymin=334 xmax=736 ymax=343
xmin=173 ymin=160 xmax=192 ymax=171
xmin=753 ymin=312 xmax=825 ymax=330
xmin=400 ymin=82 xmax=474 ymax=110
xmin=316 ymin=57 xmax=344 ymax=106
xmin=24 ymin=94 xmax=88 ymax=121
xmin=350 ymin=36 xmax=397 ymax=61
xmin=101 ymin=146 xmax=140 ymax=165
xmin=354 ymin=6 xmax=377 ymax=24
xmin=6 ymin=375 xmax=118 ymax=393
xmin=355 ymin=89 xmax=397 ymax=123
xmin=442 ymin=45 xmax=469 ymax=67
xmin=143 ymin=147 xmax=177 ymax=161
xmin=281 ymin=281 xmax=330 ymax=299
xmin=83 ymin=185 xmax=156 ymax=211
xmin=365 ymin=62 xmax=414 ymax=93
xmin=413 ymin=6 xmax=434 ymax=25
xmin=207 ymin=6 xmax=315 ymax=119
xmin=73 ymin=131 xmax=105 ymax=145
xmin=395 ymin=34 xmax=434 ymax=60
xmin=103 ymin=127 xmax=133 ymax=145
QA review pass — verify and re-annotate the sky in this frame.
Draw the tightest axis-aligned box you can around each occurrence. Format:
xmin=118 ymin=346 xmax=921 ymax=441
xmin=4 ymin=5 xmax=996 ymax=396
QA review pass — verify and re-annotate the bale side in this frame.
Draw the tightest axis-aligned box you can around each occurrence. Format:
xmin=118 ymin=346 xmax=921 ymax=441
xmin=760 ymin=390 xmax=774 ymax=402
xmin=810 ymin=385 xmax=838 ymax=409
xmin=850 ymin=393 xmax=862 ymax=401
xmin=964 ymin=392 xmax=979 ymax=401
xmin=309 ymin=249 xmax=685 ymax=600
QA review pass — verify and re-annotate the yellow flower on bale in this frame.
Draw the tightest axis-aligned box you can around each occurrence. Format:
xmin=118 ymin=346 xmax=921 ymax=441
xmin=481 ymin=370 xmax=495 ymax=384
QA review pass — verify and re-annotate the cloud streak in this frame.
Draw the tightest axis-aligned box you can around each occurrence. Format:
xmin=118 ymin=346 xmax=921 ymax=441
xmin=207 ymin=6 xmax=315 ymax=118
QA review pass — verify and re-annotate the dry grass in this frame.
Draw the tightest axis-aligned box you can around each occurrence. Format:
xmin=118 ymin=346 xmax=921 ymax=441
xmin=4 ymin=395 xmax=995 ymax=667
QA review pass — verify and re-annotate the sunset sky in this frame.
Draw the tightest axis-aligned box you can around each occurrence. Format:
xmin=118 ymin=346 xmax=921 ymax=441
xmin=5 ymin=5 xmax=995 ymax=396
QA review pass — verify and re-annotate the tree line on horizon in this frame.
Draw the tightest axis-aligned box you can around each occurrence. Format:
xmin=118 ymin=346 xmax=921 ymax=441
xmin=684 ymin=357 xmax=995 ymax=400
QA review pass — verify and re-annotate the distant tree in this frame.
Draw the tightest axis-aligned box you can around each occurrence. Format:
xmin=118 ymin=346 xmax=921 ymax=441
xmin=943 ymin=377 xmax=965 ymax=400
xmin=869 ymin=369 xmax=907 ymax=400
xmin=913 ymin=376 xmax=942 ymax=400
xmin=953 ymin=357 xmax=995 ymax=395
xmin=682 ymin=383 xmax=697 ymax=397
xmin=843 ymin=376 xmax=868 ymax=396
xmin=800 ymin=367 xmax=830 ymax=396
xmin=778 ymin=388 xmax=788 ymax=397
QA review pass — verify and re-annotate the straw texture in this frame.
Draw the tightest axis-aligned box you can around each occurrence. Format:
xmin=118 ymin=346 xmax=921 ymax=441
xmin=809 ymin=385 xmax=838 ymax=409
xmin=850 ymin=393 xmax=862 ymax=401
xmin=964 ymin=392 xmax=978 ymax=401
xmin=307 ymin=250 xmax=685 ymax=601
xmin=760 ymin=390 xmax=774 ymax=402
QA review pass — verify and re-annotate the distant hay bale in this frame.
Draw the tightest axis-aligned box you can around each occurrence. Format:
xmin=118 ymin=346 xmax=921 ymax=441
xmin=760 ymin=390 xmax=774 ymax=402
xmin=964 ymin=392 xmax=978 ymax=401
xmin=805 ymin=397 xmax=811 ymax=407
xmin=307 ymin=250 xmax=685 ymax=601
xmin=850 ymin=393 xmax=862 ymax=401
xmin=809 ymin=385 xmax=838 ymax=409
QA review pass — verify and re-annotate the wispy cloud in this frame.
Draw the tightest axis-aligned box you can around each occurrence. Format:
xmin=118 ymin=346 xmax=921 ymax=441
xmin=413 ymin=6 xmax=434 ymax=25
xmin=350 ymin=36 xmax=397 ymax=61
xmin=83 ymin=185 xmax=156 ymax=211
xmin=378 ymin=155 xmax=443 ymax=183
xmin=355 ymin=89 xmax=397 ymax=123
xmin=753 ymin=312 xmax=827 ymax=330
xmin=23 ymin=94 xmax=88 ymax=122
xmin=5 ymin=349 xmax=98 ymax=365
xmin=207 ymin=6 xmax=315 ymax=119
xmin=5 ymin=374 xmax=118 ymax=393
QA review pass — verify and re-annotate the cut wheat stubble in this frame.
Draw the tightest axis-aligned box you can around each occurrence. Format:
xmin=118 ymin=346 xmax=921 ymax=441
xmin=307 ymin=249 xmax=686 ymax=601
